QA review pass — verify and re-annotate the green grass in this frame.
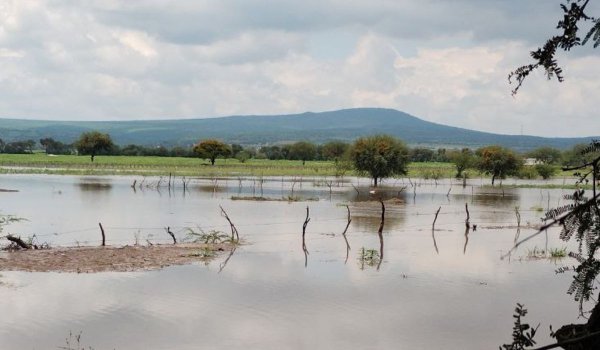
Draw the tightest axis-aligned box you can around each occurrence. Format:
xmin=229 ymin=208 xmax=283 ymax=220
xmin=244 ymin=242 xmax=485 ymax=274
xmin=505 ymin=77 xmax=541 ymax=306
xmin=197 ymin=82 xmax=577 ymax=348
xmin=0 ymin=154 xmax=457 ymax=178
xmin=0 ymin=154 xmax=580 ymax=187
xmin=0 ymin=154 xmax=338 ymax=177
xmin=525 ymin=246 xmax=567 ymax=259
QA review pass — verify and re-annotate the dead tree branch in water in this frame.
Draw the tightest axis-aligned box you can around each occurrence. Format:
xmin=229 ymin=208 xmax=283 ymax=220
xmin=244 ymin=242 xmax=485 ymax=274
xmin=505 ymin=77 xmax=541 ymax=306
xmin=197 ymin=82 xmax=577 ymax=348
xmin=219 ymin=206 xmax=239 ymax=242
xmin=342 ymin=205 xmax=352 ymax=264
xmin=165 ymin=227 xmax=177 ymax=244
xmin=6 ymin=235 xmax=31 ymax=250
xmin=377 ymin=200 xmax=385 ymax=270
xmin=465 ymin=203 xmax=471 ymax=229
xmin=302 ymin=206 xmax=310 ymax=267
xmin=98 ymin=223 xmax=106 ymax=246
xmin=432 ymin=206 xmax=441 ymax=254
xmin=378 ymin=200 xmax=385 ymax=235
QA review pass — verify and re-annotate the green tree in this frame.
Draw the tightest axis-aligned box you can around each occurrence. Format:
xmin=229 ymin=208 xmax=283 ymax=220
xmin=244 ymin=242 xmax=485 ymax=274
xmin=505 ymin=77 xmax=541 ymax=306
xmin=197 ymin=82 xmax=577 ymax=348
xmin=321 ymin=141 xmax=349 ymax=161
xmin=409 ymin=147 xmax=435 ymax=162
xmin=534 ymin=163 xmax=557 ymax=179
xmin=476 ymin=145 xmax=522 ymax=185
xmin=526 ymin=146 xmax=562 ymax=164
xmin=193 ymin=139 xmax=231 ymax=165
xmin=3 ymin=140 xmax=36 ymax=154
xmin=448 ymin=148 xmax=474 ymax=178
xmin=350 ymin=135 xmax=410 ymax=187
xmin=75 ymin=132 xmax=114 ymax=162
xmin=40 ymin=138 xmax=72 ymax=155
xmin=230 ymin=144 xmax=243 ymax=158
xmin=289 ymin=141 xmax=317 ymax=165
xmin=562 ymin=143 xmax=600 ymax=167
xmin=236 ymin=150 xmax=251 ymax=163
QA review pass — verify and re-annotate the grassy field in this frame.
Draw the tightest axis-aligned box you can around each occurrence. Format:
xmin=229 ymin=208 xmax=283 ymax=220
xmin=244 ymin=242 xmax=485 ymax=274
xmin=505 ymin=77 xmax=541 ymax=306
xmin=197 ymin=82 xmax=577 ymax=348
xmin=0 ymin=153 xmax=461 ymax=177
xmin=0 ymin=154 xmax=574 ymax=183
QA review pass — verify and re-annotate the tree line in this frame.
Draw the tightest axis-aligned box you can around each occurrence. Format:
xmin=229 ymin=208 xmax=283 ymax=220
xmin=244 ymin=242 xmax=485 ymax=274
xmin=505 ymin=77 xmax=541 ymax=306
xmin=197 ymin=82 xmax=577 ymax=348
xmin=2 ymin=131 xmax=595 ymax=184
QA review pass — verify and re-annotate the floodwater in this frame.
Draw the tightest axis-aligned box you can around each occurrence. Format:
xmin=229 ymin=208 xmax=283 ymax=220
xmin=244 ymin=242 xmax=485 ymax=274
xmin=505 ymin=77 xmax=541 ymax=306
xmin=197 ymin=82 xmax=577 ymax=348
xmin=0 ymin=174 xmax=585 ymax=349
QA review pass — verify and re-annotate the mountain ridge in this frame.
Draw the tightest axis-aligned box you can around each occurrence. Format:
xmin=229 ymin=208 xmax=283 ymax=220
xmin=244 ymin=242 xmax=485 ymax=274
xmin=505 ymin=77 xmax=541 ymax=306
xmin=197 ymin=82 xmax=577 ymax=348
xmin=0 ymin=108 xmax=595 ymax=151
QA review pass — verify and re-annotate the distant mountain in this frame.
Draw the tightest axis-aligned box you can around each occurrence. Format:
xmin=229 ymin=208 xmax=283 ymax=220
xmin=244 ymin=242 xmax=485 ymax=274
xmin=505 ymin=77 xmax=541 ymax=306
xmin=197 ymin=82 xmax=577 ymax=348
xmin=0 ymin=108 xmax=595 ymax=151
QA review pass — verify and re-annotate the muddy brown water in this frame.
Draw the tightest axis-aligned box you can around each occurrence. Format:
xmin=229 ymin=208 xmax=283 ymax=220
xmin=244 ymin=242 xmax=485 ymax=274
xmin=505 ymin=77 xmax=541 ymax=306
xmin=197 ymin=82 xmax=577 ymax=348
xmin=0 ymin=174 xmax=584 ymax=349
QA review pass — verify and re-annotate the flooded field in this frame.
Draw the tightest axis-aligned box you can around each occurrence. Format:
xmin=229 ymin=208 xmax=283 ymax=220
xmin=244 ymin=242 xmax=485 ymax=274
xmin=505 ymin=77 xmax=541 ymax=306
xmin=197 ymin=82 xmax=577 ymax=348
xmin=0 ymin=174 xmax=584 ymax=349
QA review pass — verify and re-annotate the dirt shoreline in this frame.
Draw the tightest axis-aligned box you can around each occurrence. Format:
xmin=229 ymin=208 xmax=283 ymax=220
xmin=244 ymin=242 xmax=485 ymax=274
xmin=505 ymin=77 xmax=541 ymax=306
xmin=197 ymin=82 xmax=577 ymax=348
xmin=0 ymin=243 xmax=233 ymax=273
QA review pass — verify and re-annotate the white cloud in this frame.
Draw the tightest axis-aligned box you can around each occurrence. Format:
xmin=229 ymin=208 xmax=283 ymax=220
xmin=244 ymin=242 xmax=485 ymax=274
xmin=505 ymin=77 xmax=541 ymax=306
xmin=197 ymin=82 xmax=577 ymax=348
xmin=0 ymin=0 xmax=597 ymax=136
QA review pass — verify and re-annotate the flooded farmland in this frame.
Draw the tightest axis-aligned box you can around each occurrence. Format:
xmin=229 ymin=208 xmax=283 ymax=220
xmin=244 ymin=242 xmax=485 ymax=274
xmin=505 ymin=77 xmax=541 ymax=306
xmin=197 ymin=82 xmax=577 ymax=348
xmin=0 ymin=174 xmax=584 ymax=349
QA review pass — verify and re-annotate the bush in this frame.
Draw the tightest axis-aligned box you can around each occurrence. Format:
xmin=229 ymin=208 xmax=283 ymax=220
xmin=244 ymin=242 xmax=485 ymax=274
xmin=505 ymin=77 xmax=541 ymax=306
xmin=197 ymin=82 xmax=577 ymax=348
xmin=517 ymin=166 xmax=538 ymax=179
xmin=535 ymin=164 xmax=557 ymax=180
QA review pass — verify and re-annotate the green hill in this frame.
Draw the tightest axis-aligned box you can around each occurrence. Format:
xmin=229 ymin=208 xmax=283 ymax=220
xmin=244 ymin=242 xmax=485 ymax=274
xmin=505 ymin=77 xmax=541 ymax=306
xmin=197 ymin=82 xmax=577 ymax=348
xmin=0 ymin=108 xmax=595 ymax=151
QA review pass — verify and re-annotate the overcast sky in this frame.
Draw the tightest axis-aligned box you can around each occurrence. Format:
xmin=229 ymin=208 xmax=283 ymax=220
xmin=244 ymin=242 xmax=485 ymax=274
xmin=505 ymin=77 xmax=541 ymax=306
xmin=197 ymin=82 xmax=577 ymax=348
xmin=0 ymin=0 xmax=598 ymax=137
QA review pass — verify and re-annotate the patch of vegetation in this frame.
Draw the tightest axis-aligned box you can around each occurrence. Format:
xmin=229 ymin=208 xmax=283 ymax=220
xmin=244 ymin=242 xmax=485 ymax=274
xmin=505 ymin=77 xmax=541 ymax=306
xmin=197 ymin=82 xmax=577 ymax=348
xmin=548 ymin=247 xmax=567 ymax=258
xmin=525 ymin=246 xmax=567 ymax=260
xmin=358 ymin=247 xmax=380 ymax=268
xmin=187 ymin=247 xmax=216 ymax=259
xmin=59 ymin=331 xmax=99 ymax=350
xmin=185 ymin=227 xmax=229 ymax=244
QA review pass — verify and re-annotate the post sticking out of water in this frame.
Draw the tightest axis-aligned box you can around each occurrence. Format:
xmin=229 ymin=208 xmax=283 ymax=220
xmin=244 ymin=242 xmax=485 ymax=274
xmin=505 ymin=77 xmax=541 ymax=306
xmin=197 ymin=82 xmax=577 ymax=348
xmin=98 ymin=222 xmax=106 ymax=246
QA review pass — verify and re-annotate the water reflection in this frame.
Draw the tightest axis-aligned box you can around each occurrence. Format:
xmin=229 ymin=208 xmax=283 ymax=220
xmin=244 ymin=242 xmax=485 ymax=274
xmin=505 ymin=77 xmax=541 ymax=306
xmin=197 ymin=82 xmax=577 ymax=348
xmin=76 ymin=179 xmax=112 ymax=191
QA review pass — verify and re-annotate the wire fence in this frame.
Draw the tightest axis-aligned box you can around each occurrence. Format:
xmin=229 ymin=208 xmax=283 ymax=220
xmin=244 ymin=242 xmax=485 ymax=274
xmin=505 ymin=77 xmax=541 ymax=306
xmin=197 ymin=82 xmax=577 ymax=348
xmin=10 ymin=204 xmax=559 ymax=249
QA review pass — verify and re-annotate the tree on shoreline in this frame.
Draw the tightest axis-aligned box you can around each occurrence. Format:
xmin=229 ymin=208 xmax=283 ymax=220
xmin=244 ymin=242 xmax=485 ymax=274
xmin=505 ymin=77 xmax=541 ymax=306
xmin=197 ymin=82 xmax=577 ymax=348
xmin=476 ymin=146 xmax=522 ymax=185
xmin=350 ymin=135 xmax=409 ymax=187
xmin=448 ymin=148 xmax=474 ymax=178
xmin=193 ymin=139 xmax=231 ymax=165
xmin=75 ymin=132 xmax=114 ymax=162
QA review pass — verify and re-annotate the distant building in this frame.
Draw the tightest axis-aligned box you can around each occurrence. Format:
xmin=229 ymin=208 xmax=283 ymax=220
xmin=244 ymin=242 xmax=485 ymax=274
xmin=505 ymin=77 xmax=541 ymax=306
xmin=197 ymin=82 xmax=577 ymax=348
xmin=524 ymin=158 xmax=541 ymax=166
